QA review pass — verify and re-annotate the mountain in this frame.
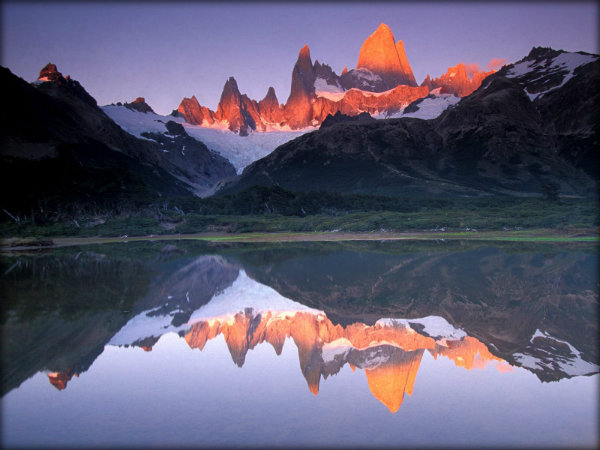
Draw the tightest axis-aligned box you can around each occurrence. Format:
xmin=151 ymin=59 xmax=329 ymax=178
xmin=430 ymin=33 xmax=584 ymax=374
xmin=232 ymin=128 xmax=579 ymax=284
xmin=174 ymin=23 xmax=494 ymax=133
xmin=353 ymin=23 xmax=418 ymax=89
xmin=222 ymin=47 xmax=599 ymax=197
xmin=421 ymin=63 xmax=495 ymax=97
xmin=0 ymin=64 xmax=236 ymax=217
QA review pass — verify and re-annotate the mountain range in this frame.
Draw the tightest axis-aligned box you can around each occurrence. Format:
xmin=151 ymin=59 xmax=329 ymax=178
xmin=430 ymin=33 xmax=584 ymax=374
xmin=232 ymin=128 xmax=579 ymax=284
xmin=1 ymin=23 xmax=598 ymax=220
xmin=223 ymin=46 xmax=599 ymax=197
xmin=174 ymin=23 xmax=493 ymax=134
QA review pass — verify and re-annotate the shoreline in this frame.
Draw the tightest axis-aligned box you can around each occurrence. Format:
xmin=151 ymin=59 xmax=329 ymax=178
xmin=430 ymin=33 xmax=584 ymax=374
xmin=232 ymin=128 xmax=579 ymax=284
xmin=1 ymin=229 xmax=598 ymax=251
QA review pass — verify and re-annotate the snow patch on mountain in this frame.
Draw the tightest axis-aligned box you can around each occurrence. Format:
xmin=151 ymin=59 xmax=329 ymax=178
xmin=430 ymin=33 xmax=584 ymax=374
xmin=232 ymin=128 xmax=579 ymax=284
xmin=401 ymin=93 xmax=460 ymax=120
xmin=506 ymin=51 xmax=597 ymax=100
xmin=377 ymin=316 xmax=466 ymax=345
xmin=314 ymin=77 xmax=346 ymax=101
xmin=102 ymin=105 xmax=311 ymax=172
xmin=513 ymin=329 xmax=599 ymax=377
xmin=108 ymin=270 xmax=323 ymax=347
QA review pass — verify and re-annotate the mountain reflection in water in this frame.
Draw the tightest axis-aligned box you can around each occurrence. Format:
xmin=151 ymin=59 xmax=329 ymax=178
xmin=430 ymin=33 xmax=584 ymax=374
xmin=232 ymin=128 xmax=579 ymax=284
xmin=1 ymin=240 xmax=598 ymax=448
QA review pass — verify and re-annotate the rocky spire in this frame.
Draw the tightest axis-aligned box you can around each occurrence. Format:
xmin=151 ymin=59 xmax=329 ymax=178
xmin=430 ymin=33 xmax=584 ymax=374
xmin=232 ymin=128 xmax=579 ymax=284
xmin=395 ymin=40 xmax=417 ymax=86
xmin=285 ymin=45 xmax=316 ymax=129
xmin=356 ymin=23 xmax=418 ymax=89
xmin=215 ymin=77 xmax=257 ymax=135
xmin=258 ymin=86 xmax=284 ymax=124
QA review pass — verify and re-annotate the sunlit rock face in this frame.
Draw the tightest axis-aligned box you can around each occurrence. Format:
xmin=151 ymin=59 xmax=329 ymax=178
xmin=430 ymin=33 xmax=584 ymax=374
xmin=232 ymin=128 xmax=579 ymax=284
xmin=356 ymin=23 xmax=418 ymax=89
xmin=177 ymin=96 xmax=216 ymax=126
xmin=284 ymin=45 xmax=316 ymax=129
xmin=172 ymin=23 xmax=502 ymax=133
xmin=312 ymin=84 xmax=429 ymax=122
xmin=182 ymin=309 xmax=509 ymax=411
xmin=214 ymin=77 xmax=258 ymax=136
xmin=421 ymin=63 xmax=495 ymax=97
xmin=258 ymin=87 xmax=284 ymax=124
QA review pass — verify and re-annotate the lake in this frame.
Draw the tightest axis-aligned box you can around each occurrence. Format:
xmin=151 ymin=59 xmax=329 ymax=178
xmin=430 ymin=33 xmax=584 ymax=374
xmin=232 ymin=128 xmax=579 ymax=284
xmin=1 ymin=239 xmax=598 ymax=448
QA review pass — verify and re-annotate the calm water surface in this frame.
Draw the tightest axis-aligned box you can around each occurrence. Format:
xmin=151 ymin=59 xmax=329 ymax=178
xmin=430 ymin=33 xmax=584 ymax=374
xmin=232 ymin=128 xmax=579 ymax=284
xmin=1 ymin=240 xmax=598 ymax=448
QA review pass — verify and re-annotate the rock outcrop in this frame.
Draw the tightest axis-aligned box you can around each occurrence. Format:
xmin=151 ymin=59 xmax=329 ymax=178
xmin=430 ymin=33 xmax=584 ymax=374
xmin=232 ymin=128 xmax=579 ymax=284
xmin=176 ymin=95 xmax=216 ymax=126
xmin=124 ymin=97 xmax=155 ymax=114
xmin=38 ymin=63 xmax=64 ymax=83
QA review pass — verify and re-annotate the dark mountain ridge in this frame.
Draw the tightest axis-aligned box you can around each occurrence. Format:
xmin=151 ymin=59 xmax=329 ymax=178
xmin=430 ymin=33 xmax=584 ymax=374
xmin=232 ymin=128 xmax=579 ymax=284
xmin=0 ymin=64 xmax=235 ymax=219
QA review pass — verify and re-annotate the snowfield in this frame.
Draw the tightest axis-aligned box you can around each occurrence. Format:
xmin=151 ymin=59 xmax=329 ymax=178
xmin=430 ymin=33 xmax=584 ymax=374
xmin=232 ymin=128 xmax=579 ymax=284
xmin=102 ymin=105 xmax=312 ymax=173
xmin=373 ymin=88 xmax=460 ymax=120
xmin=314 ymin=77 xmax=346 ymax=101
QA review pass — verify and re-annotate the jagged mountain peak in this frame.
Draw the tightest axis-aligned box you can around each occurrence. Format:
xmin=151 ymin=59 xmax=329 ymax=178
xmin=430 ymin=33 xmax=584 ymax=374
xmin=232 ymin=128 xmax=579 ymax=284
xmin=262 ymin=86 xmax=278 ymax=103
xmin=356 ymin=23 xmax=418 ymax=89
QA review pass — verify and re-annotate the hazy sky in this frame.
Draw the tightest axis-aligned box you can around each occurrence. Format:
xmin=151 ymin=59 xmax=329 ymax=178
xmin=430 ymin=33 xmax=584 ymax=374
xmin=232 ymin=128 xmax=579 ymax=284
xmin=2 ymin=2 xmax=598 ymax=115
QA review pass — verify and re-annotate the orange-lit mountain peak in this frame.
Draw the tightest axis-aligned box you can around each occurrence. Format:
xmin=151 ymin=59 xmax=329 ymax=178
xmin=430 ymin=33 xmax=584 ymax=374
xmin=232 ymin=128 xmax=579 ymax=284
xmin=357 ymin=23 xmax=399 ymax=72
xmin=365 ymin=349 xmax=424 ymax=413
xmin=356 ymin=23 xmax=418 ymax=88
xmin=299 ymin=44 xmax=311 ymax=60
xmin=375 ymin=22 xmax=394 ymax=35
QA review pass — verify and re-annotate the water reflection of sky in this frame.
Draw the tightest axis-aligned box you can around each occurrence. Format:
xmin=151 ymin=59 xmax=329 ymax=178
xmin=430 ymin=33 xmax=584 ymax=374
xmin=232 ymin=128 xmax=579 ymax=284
xmin=3 ymin=331 xmax=598 ymax=448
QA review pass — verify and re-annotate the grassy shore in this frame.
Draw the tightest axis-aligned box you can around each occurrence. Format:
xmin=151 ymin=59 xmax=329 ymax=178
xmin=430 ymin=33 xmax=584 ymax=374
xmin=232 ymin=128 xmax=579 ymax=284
xmin=1 ymin=228 xmax=597 ymax=251
xmin=1 ymin=195 xmax=597 ymax=245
